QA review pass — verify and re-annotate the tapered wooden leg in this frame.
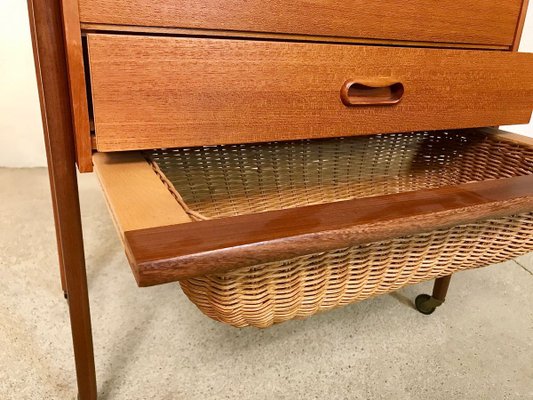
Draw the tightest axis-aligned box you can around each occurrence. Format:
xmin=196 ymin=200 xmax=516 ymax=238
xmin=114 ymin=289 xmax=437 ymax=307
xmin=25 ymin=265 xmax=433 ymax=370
xmin=415 ymin=274 xmax=452 ymax=315
xmin=50 ymin=195 xmax=68 ymax=298
xmin=28 ymin=0 xmax=97 ymax=398
xmin=431 ymin=274 xmax=452 ymax=303
xmin=52 ymin=179 xmax=97 ymax=399
xmin=61 ymin=214 xmax=97 ymax=400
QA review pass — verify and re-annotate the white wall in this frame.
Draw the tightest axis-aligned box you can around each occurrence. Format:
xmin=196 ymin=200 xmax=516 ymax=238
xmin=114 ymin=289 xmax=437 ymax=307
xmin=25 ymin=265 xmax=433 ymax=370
xmin=0 ymin=0 xmax=46 ymax=168
xmin=0 ymin=5 xmax=531 ymax=168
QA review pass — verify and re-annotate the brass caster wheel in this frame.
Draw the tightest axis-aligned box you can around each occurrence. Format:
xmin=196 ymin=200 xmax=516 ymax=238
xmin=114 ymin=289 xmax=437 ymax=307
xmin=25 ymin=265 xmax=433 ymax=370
xmin=415 ymin=294 xmax=439 ymax=315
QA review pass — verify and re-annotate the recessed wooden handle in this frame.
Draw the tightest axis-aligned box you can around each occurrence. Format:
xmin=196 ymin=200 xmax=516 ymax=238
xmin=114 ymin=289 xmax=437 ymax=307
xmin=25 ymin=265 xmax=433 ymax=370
xmin=340 ymin=79 xmax=404 ymax=106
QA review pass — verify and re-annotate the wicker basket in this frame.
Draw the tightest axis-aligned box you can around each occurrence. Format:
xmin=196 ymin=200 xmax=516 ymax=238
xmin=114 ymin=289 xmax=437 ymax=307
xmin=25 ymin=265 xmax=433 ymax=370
xmin=147 ymin=131 xmax=533 ymax=328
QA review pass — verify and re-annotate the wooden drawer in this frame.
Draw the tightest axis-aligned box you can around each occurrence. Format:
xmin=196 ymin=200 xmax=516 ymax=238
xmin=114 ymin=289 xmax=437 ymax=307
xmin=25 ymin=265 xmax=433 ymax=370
xmin=87 ymin=35 xmax=533 ymax=152
xmin=92 ymin=129 xmax=533 ymax=287
xmin=78 ymin=0 xmax=524 ymax=47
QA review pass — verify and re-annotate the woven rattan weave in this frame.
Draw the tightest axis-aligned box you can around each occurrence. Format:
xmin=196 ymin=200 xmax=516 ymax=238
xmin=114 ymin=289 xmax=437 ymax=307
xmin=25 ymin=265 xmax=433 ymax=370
xmin=147 ymin=131 xmax=533 ymax=327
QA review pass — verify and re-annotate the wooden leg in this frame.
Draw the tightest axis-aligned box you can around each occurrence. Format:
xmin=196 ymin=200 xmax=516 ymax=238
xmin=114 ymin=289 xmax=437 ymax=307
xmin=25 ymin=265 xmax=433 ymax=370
xmin=415 ymin=274 xmax=453 ymax=315
xmin=50 ymin=193 xmax=68 ymax=297
xmin=50 ymin=172 xmax=97 ymax=399
xmin=28 ymin=0 xmax=97 ymax=398
xmin=59 ymin=190 xmax=97 ymax=400
xmin=431 ymin=275 xmax=452 ymax=303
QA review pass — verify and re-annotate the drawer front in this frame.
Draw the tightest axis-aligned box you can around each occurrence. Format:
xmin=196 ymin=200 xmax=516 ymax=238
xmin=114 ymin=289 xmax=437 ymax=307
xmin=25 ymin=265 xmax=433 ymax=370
xmin=87 ymin=35 xmax=533 ymax=151
xmin=79 ymin=0 xmax=523 ymax=47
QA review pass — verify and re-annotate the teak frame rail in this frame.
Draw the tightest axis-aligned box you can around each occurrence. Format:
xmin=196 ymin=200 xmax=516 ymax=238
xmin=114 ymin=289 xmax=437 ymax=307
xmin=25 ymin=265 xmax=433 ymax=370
xmin=125 ymin=174 xmax=533 ymax=286
xmin=28 ymin=0 xmax=531 ymax=398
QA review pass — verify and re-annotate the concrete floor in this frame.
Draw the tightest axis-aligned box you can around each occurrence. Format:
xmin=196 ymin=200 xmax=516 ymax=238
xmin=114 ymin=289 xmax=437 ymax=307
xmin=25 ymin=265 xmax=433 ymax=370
xmin=1 ymin=167 xmax=533 ymax=400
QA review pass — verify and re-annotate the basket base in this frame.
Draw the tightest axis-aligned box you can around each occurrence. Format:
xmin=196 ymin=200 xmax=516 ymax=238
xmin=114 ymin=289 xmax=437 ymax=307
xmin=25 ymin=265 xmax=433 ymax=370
xmin=180 ymin=213 xmax=533 ymax=328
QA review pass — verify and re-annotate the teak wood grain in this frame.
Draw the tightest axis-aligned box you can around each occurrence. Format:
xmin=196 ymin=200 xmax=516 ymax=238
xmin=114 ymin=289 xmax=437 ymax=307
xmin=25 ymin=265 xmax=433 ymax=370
xmin=80 ymin=23 xmax=511 ymax=51
xmin=28 ymin=0 xmax=96 ymax=397
xmin=121 ymin=174 xmax=533 ymax=286
xmin=513 ymin=0 xmax=531 ymax=51
xmin=60 ymin=0 xmax=92 ymax=172
xmin=87 ymin=35 xmax=533 ymax=152
xmin=78 ymin=0 xmax=522 ymax=47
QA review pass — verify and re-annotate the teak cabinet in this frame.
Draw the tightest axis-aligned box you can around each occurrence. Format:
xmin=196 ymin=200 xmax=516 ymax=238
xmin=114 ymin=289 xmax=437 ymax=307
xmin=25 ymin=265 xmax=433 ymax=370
xmin=28 ymin=0 xmax=533 ymax=398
